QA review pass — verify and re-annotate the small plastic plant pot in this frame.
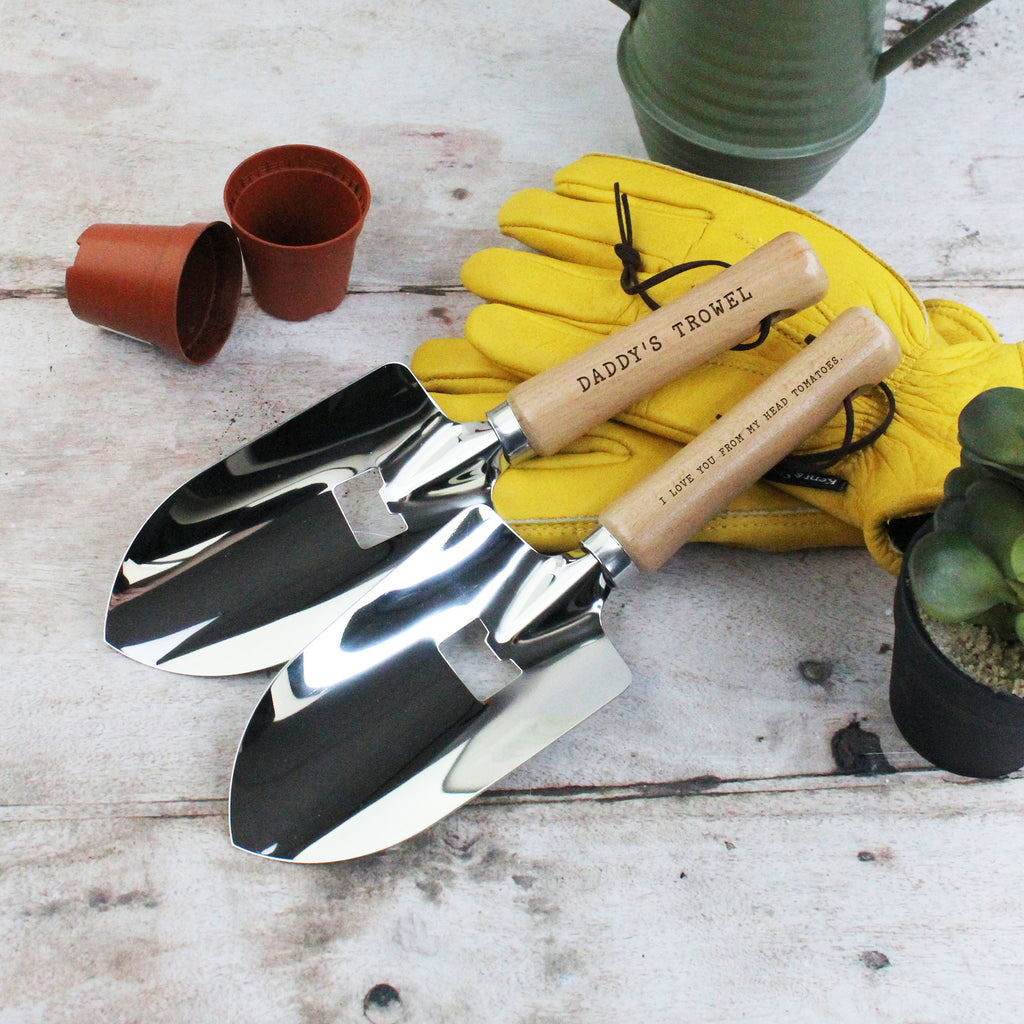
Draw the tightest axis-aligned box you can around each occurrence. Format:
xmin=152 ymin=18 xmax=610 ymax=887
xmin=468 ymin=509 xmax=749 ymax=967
xmin=890 ymin=521 xmax=1024 ymax=779
xmin=66 ymin=221 xmax=243 ymax=365
xmin=223 ymin=144 xmax=371 ymax=321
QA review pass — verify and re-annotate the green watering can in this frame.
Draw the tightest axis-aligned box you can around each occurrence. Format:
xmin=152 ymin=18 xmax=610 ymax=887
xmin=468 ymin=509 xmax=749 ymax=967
xmin=610 ymin=0 xmax=995 ymax=199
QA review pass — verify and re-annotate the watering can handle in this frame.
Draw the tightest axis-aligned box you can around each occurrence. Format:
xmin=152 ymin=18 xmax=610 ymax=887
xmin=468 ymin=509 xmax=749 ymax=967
xmin=875 ymin=0 xmax=993 ymax=78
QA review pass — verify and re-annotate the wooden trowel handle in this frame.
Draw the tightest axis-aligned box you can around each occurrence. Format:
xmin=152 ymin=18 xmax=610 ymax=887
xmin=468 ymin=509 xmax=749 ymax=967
xmin=504 ymin=231 xmax=828 ymax=457
xmin=599 ymin=307 xmax=902 ymax=573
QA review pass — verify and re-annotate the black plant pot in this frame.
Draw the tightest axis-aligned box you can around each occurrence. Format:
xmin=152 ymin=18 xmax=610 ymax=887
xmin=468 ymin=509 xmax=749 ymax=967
xmin=890 ymin=522 xmax=1024 ymax=778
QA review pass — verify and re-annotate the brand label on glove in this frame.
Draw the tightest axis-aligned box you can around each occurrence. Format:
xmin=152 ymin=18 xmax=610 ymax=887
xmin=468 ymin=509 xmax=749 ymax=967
xmin=763 ymin=465 xmax=848 ymax=492
xmin=575 ymin=285 xmax=754 ymax=392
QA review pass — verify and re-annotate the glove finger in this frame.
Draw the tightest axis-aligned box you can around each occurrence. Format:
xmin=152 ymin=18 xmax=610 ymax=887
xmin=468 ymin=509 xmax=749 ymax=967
xmin=465 ymin=304 xmax=609 ymax=376
xmin=924 ymin=298 xmax=1003 ymax=348
xmin=469 ymin=212 xmax=910 ymax=376
xmin=497 ymin=188 xmax=714 ymax=272
xmin=410 ymin=336 xmax=519 ymax=398
xmin=462 ymin=244 xmax=839 ymax=348
xmin=462 ymin=248 xmax=648 ymax=326
xmin=487 ymin=199 xmax=831 ymax=315
xmin=503 ymin=481 xmax=865 ymax=552
xmin=553 ymin=153 xmax=842 ymax=244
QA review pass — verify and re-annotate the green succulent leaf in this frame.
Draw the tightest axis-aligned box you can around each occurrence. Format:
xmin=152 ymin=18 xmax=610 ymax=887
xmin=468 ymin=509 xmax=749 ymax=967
xmin=955 ymin=452 xmax=1024 ymax=492
xmin=943 ymin=465 xmax=979 ymax=500
xmin=958 ymin=453 xmax=1000 ymax=486
xmin=917 ymin=386 xmax=1024 ymax=624
xmin=1011 ymin=534 xmax=1024 ymax=582
xmin=960 ymin=478 xmax=1024 ymax=580
xmin=962 ymin=455 xmax=1024 ymax=487
xmin=932 ymin=494 xmax=969 ymax=534
xmin=908 ymin=530 xmax=1016 ymax=623
xmin=959 ymin=387 xmax=1024 ymax=470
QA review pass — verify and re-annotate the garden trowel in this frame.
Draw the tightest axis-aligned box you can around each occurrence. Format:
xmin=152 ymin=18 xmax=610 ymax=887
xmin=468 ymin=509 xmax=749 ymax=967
xmin=105 ymin=233 xmax=826 ymax=676
xmin=229 ymin=307 xmax=901 ymax=862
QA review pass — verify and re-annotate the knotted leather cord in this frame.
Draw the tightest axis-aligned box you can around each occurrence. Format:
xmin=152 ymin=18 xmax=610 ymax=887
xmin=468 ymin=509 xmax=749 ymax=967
xmin=614 ymin=184 xmax=770 ymax=350
xmin=612 ymin=183 xmax=897 ymax=491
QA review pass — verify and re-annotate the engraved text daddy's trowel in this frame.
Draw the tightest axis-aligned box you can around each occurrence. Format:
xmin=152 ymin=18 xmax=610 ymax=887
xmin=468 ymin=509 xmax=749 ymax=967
xmin=106 ymin=233 xmax=826 ymax=676
xmin=229 ymin=307 xmax=901 ymax=862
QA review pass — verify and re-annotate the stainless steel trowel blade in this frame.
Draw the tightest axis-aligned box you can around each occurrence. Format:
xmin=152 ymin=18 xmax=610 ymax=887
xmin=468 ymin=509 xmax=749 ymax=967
xmin=104 ymin=363 xmax=503 ymax=675
xmin=229 ymin=504 xmax=626 ymax=862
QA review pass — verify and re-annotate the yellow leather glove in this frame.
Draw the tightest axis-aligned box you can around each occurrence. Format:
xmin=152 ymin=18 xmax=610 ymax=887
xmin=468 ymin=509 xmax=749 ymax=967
xmin=451 ymin=153 xmax=1016 ymax=574
xmin=412 ymin=335 xmax=864 ymax=554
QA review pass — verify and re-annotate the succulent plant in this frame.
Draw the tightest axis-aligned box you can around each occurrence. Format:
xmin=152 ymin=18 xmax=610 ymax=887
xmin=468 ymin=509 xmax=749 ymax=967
xmin=908 ymin=386 xmax=1024 ymax=642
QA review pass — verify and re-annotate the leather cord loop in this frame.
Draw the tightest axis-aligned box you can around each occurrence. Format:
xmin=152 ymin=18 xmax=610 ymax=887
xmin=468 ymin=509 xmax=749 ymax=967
xmin=612 ymin=183 xmax=897 ymax=486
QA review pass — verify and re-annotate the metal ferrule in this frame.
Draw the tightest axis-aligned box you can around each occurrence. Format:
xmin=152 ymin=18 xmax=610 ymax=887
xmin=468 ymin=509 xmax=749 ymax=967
xmin=582 ymin=526 xmax=639 ymax=587
xmin=485 ymin=402 xmax=534 ymax=465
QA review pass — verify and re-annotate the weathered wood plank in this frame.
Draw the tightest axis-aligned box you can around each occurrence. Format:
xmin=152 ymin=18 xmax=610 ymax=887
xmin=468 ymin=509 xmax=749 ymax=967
xmin=3 ymin=777 xmax=1023 ymax=1023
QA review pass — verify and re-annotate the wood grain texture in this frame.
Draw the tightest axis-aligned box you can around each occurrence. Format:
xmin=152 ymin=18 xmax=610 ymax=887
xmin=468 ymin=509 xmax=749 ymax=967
xmin=2 ymin=0 xmax=1023 ymax=1019
xmin=507 ymin=233 xmax=828 ymax=455
xmin=4 ymin=780 xmax=1024 ymax=1023
xmin=600 ymin=309 xmax=900 ymax=571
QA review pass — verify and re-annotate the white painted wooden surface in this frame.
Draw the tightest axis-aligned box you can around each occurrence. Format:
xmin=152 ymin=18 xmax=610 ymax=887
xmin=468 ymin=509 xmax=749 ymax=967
xmin=2 ymin=1 xmax=1023 ymax=1020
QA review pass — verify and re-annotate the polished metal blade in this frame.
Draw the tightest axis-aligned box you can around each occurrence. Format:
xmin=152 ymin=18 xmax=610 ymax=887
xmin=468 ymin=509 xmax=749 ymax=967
xmin=229 ymin=504 xmax=623 ymax=862
xmin=104 ymin=363 xmax=505 ymax=675
xmin=276 ymin=637 xmax=628 ymax=863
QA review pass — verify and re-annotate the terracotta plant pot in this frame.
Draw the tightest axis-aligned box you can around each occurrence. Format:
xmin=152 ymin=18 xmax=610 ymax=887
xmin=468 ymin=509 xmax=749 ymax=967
xmin=66 ymin=221 xmax=243 ymax=365
xmin=224 ymin=144 xmax=371 ymax=321
xmin=889 ymin=521 xmax=1024 ymax=778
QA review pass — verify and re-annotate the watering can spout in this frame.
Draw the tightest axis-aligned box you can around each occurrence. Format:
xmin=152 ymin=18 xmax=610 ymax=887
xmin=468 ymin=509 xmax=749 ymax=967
xmin=608 ymin=0 xmax=640 ymax=16
xmin=874 ymin=0 xmax=992 ymax=79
